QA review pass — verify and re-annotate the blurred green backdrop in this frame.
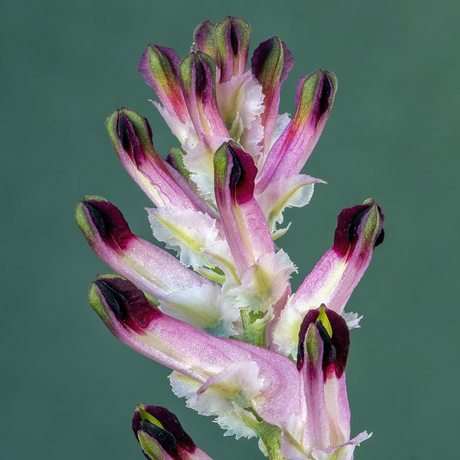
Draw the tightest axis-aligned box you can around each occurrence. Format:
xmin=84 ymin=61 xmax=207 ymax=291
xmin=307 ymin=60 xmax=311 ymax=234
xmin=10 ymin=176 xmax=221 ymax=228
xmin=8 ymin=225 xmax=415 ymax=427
xmin=1 ymin=0 xmax=459 ymax=459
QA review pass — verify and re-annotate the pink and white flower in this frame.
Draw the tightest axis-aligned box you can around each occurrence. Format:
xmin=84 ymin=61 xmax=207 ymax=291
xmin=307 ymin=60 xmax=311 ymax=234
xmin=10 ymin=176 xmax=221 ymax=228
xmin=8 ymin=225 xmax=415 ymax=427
xmin=76 ymin=16 xmax=384 ymax=460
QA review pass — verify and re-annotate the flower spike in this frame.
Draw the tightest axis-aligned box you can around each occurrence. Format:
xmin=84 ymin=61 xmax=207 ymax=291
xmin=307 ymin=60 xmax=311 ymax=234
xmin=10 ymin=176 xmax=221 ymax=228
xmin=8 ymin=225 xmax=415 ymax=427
xmin=133 ymin=404 xmax=213 ymax=460
xmin=78 ymin=16 xmax=383 ymax=460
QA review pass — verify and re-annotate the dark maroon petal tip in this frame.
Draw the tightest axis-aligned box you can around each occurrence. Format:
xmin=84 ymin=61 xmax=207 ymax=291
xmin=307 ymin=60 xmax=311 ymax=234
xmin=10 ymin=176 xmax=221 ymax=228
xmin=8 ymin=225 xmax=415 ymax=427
xmin=251 ymin=36 xmax=293 ymax=85
xmin=228 ymin=143 xmax=258 ymax=205
xmin=297 ymin=306 xmax=350 ymax=379
xmin=375 ymin=227 xmax=385 ymax=247
xmin=144 ymin=406 xmax=196 ymax=453
xmin=333 ymin=203 xmax=385 ymax=257
xmin=95 ymin=277 xmax=159 ymax=331
xmin=318 ymin=71 xmax=333 ymax=117
xmin=132 ymin=409 xmax=142 ymax=434
xmin=116 ymin=109 xmax=154 ymax=168
xmin=133 ymin=406 xmax=196 ymax=459
xmin=83 ymin=200 xmax=134 ymax=251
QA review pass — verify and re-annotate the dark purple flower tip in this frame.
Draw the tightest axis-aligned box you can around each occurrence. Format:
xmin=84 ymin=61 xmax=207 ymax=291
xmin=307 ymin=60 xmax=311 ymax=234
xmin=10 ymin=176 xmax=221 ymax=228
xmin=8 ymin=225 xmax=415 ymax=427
xmin=95 ymin=276 xmax=159 ymax=332
xmin=193 ymin=20 xmax=217 ymax=59
xmin=179 ymin=51 xmax=216 ymax=100
xmin=108 ymin=107 xmax=154 ymax=168
xmin=81 ymin=198 xmax=134 ymax=251
xmin=251 ymin=36 xmax=294 ymax=89
xmin=214 ymin=16 xmax=251 ymax=81
xmin=297 ymin=306 xmax=350 ymax=380
xmin=133 ymin=405 xmax=196 ymax=459
xmin=318 ymin=71 xmax=333 ymax=117
xmin=291 ymin=69 xmax=338 ymax=133
xmin=333 ymin=200 xmax=385 ymax=258
xmin=227 ymin=142 xmax=258 ymax=204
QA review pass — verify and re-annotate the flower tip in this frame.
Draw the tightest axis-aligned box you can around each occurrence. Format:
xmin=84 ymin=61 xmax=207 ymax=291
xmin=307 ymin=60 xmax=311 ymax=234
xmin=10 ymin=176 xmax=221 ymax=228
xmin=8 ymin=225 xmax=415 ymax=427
xmin=333 ymin=199 xmax=385 ymax=257
xmin=88 ymin=280 xmax=112 ymax=323
xmin=132 ymin=405 xmax=197 ymax=460
xmin=214 ymin=141 xmax=257 ymax=204
xmin=133 ymin=404 xmax=165 ymax=438
xmin=193 ymin=20 xmax=217 ymax=57
xmin=297 ymin=306 xmax=349 ymax=378
xmin=296 ymin=68 xmax=338 ymax=123
xmin=89 ymin=275 xmax=160 ymax=332
xmin=74 ymin=195 xmax=109 ymax=241
xmin=180 ymin=50 xmax=217 ymax=97
xmin=108 ymin=106 xmax=153 ymax=155
xmin=75 ymin=197 xmax=134 ymax=250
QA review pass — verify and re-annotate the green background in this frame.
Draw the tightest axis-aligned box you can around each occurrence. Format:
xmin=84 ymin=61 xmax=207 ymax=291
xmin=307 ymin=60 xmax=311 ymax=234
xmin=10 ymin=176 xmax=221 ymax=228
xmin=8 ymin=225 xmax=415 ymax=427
xmin=2 ymin=0 xmax=459 ymax=459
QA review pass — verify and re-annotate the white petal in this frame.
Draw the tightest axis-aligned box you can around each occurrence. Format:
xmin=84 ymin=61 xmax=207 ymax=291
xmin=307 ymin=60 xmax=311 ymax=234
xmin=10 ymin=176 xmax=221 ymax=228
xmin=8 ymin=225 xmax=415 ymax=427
xmin=227 ymin=250 xmax=296 ymax=313
xmin=311 ymin=432 xmax=372 ymax=460
xmin=256 ymin=174 xmax=324 ymax=234
xmin=182 ymin=135 xmax=229 ymax=204
xmin=268 ymin=112 xmax=291 ymax=152
xmin=160 ymin=284 xmax=239 ymax=337
xmin=342 ymin=311 xmax=363 ymax=330
xmin=148 ymin=207 xmax=220 ymax=271
xmin=270 ymin=296 xmax=304 ymax=359
xmin=169 ymin=363 xmax=264 ymax=439
xmin=217 ymin=72 xmax=264 ymax=141
xmin=153 ymin=101 xmax=198 ymax=147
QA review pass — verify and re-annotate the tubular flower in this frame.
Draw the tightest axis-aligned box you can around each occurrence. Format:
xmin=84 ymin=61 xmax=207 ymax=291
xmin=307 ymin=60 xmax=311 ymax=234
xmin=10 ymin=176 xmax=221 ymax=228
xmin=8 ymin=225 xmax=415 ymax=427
xmin=76 ymin=16 xmax=385 ymax=460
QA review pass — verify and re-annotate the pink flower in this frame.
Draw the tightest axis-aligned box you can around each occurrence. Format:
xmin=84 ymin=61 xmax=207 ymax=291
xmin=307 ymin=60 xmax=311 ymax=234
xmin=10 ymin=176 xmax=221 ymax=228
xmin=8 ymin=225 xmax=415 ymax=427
xmin=76 ymin=16 xmax=384 ymax=460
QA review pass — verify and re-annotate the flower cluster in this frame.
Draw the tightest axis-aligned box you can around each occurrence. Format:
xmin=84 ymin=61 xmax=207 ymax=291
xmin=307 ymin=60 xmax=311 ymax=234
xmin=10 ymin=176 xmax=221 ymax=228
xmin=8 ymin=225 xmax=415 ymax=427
xmin=76 ymin=16 xmax=384 ymax=460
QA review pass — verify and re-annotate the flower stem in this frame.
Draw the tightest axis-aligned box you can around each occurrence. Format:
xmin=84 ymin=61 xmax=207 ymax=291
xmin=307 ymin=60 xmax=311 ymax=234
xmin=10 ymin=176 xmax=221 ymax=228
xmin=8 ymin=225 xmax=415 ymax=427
xmin=256 ymin=423 xmax=287 ymax=460
xmin=241 ymin=308 xmax=267 ymax=347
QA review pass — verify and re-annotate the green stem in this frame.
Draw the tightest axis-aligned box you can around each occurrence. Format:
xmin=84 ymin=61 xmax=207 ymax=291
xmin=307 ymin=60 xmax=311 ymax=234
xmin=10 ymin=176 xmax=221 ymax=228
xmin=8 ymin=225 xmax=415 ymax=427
xmin=237 ymin=409 xmax=288 ymax=460
xmin=255 ymin=423 xmax=287 ymax=460
xmin=241 ymin=308 xmax=267 ymax=347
